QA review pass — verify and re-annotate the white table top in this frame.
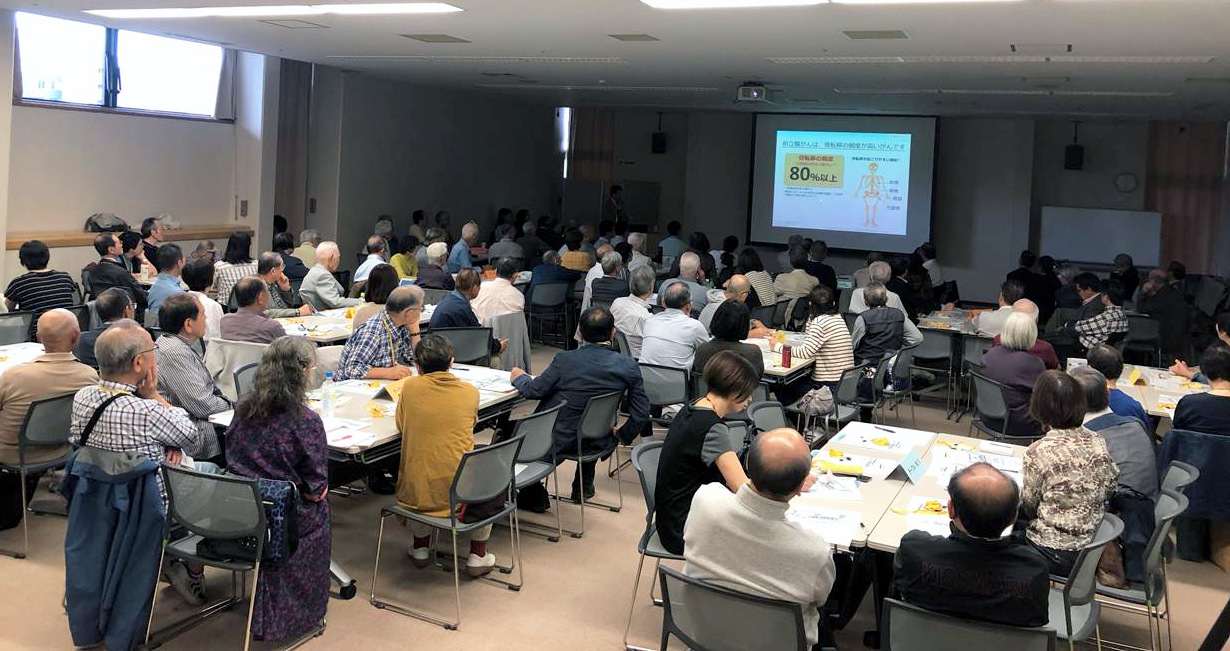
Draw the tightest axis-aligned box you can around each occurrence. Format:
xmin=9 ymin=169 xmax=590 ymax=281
xmin=277 ymin=305 xmax=436 ymax=344
xmin=743 ymin=333 xmax=815 ymax=380
xmin=0 ymin=342 xmax=46 ymax=378
xmin=1067 ymin=358 xmax=1207 ymax=419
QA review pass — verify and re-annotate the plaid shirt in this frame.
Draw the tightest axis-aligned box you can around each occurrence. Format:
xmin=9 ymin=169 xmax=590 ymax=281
xmin=1022 ymin=427 xmax=1119 ymax=551
xmin=155 ymin=334 xmax=229 ymax=458
xmin=71 ymin=380 xmax=204 ymax=499
xmin=336 ymin=310 xmax=415 ymax=380
xmin=213 ymin=261 xmax=258 ymax=304
xmin=1074 ymin=304 xmax=1128 ymax=349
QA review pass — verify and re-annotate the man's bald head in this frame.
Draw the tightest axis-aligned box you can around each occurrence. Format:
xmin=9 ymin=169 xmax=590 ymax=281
xmin=948 ymin=462 xmax=1019 ymax=538
xmin=1011 ymin=298 xmax=1039 ymax=322
xmin=36 ymin=308 xmax=80 ymax=353
xmin=747 ymin=428 xmax=812 ymax=501
xmin=725 ymin=274 xmax=751 ymax=301
xmin=595 ymin=243 xmax=613 ymax=259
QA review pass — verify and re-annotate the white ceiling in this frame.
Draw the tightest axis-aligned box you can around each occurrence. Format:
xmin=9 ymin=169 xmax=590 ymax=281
xmin=10 ymin=0 xmax=1230 ymax=119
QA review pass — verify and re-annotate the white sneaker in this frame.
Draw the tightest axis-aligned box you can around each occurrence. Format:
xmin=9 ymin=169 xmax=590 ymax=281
xmin=408 ymin=546 xmax=432 ymax=569
xmin=465 ymin=552 xmax=496 ymax=577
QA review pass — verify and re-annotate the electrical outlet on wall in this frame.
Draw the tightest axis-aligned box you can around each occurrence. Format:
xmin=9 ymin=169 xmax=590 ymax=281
xmin=240 ymin=200 xmax=249 ymax=217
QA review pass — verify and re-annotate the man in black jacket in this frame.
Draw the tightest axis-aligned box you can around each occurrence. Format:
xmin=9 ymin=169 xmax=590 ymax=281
xmin=893 ymin=462 xmax=1050 ymax=627
xmin=85 ymin=233 xmax=148 ymax=320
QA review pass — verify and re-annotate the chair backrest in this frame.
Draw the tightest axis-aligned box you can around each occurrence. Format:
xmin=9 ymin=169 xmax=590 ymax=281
xmin=0 ymin=311 xmax=33 ymax=345
xmin=658 ymin=565 xmax=808 ymax=651
xmin=841 ymin=311 xmax=858 ymax=332
xmin=65 ymin=304 xmax=91 ymax=334
xmin=17 ymin=393 xmax=77 ymax=459
xmin=839 ymin=287 xmax=852 ymax=313
xmin=203 ymin=338 xmax=271 ymax=402
xmin=632 ymin=440 xmax=665 ymax=514
xmin=1140 ymin=488 xmax=1189 ymax=603
xmin=577 ymin=389 xmax=625 ymax=441
xmin=884 ymin=598 xmax=1056 ymax=651
xmin=332 ymin=269 xmax=351 ymax=290
xmin=834 ymin=364 xmax=866 ymax=404
xmin=81 ymin=268 xmax=93 ymax=296
xmin=1064 ymin=512 xmax=1125 ymax=607
xmin=512 ymin=403 xmax=564 ymax=462
xmin=1125 ymin=314 xmax=1160 ymax=342
xmin=233 ymin=362 xmax=259 ymax=399
xmin=969 ymin=371 xmax=1010 ymax=422
xmin=163 ymin=464 xmax=266 ymax=542
xmin=963 ymin=336 xmax=995 ymax=364
xmin=450 ymin=435 xmax=522 ymax=513
xmin=771 ymin=299 xmax=790 ymax=328
xmin=640 ymin=363 xmax=690 ymax=408
xmin=430 ymin=326 xmax=493 ymax=366
xmin=226 ymin=286 xmax=240 ymax=312
xmin=788 ymin=298 xmax=810 ymax=330
xmin=86 ymin=300 xmax=101 ymax=331
xmin=591 ymin=298 xmax=613 ymax=314
xmin=614 ymin=330 xmax=633 ymax=358
xmin=530 ymin=282 xmax=569 ymax=307
xmin=913 ymin=329 xmax=954 ymax=361
xmin=1161 ymin=460 xmax=1200 ymax=493
xmin=421 ymin=287 xmax=451 ymax=306
xmin=750 ymin=303 xmax=775 ymax=327
xmin=892 ymin=347 xmax=915 ymax=382
xmin=747 ymin=400 xmax=788 ymax=432
xmin=871 ymin=354 xmax=893 ymax=393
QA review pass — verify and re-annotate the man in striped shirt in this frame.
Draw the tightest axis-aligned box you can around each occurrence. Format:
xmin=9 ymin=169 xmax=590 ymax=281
xmin=4 ymin=239 xmax=79 ymax=340
xmin=153 ymin=294 xmax=230 ymax=460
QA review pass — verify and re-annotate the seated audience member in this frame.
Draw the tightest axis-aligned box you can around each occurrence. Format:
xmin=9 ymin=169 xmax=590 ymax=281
xmin=300 ymin=241 xmax=363 ymax=310
xmin=182 ymin=258 xmax=223 ymax=341
xmin=692 ymin=300 xmax=765 ymax=378
xmin=980 ymin=313 xmax=1046 ymax=438
xmin=804 ymin=240 xmax=838 ymax=294
xmin=733 ymin=248 xmax=775 ymax=309
xmin=6 ymin=239 xmax=80 ymax=340
xmin=594 ymin=219 xmax=615 ymax=249
xmin=1085 ymin=344 xmax=1149 ymax=429
xmin=72 ymin=321 xmax=210 ymax=603
xmin=640 ymin=281 xmax=710 ymax=369
xmin=0 ymin=310 xmax=98 ymax=530
xmin=851 ymin=251 xmax=882 ymax=289
xmin=1053 ymin=264 xmax=1082 ymax=311
xmin=1034 ymin=256 xmax=1062 ymax=325
xmin=190 ymin=239 xmax=217 ymax=265
xmin=213 ymin=231 xmax=258 ymax=306
xmin=257 ymin=252 xmax=314 ymax=319
xmin=886 ymin=255 xmax=920 ymax=320
xmin=975 ymin=280 xmax=1025 ymax=337
xmin=776 ymin=235 xmax=804 ymax=272
xmin=781 ymin=286 xmax=856 ymax=405
xmin=273 ymin=232 xmax=309 ymax=281
xmin=773 ymin=247 xmax=820 ymax=319
xmin=119 ymin=230 xmax=149 ymax=275
xmin=684 ymin=427 xmax=834 ymax=648
xmin=1074 ymin=279 xmax=1129 ymax=349
xmin=625 ymin=232 xmax=653 ymax=272
xmin=894 ymin=463 xmax=1049 ymax=627
xmin=580 ymin=244 xmax=614 ymax=310
xmin=75 ymin=288 xmax=134 ymax=368
xmin=488 ymin=224 xmax=525 ymax=262
xmin=156 ymin=294 xmax=231 ymax=461
xmin=294 ymin=229 xmax=321 ymax=269
xmin=395 ymin=335 xmax=498 ymax=575
xmin=698 ymin=274 xmax=771 ymax=337
xmin=1007 ymin=250 xmax=1038 ymax=297
xmin=918 ymin=241 xmax=944 ymax=288
xmin=590 ymin=251 xmax=631 ymax=305
xmin=351 ymin=264 xmax=400 ymax=328
xmin=1021 ymin=370 xmax=1119 ymax=576
xmin=658 ymin=221 xmax=688 ymax=261
xmin=850 ymin=283 xmax=923 ymax=365
xmin=354 ymin=235 xmax=388 ymax=284
xmin=219 ymin=277 xmax=287 ymax=344
xmin=656 ymin=351 xmax=760 ymax=554
xmin=445 ymin=223 xmax=477 ymax=274
xmin=510 ymin=307 xmax=649 ymax=505
xmin=1072 ymin=366 xmax=1158 ymax=498
xmin=146 ymin=243 xmax=186 ymax=319
xmin=140 ymin=217 xmax=163 ymax=263
xmin=515 ymin=221 xmax=549 ymax=268
xmin=1138 ymin=267 xmax=1190 ymax=362
xmin=991 ymin=299 xmax=1059 ymax=370
xmin=472 ymin=257 xmax=525 ymax=324
xmin=664 ymin=232 xmax=717 ymax=285
xmin=336 ymin=286 xmax=423 ymax=381
xmin=1110 ymin=253 xmax=1139 ymax=304
xmin=610 ymin=266 xmax=656 ymax=359
xmin=528 ymin=250 xmax=583 ymax=301
xmin=415 ymin=241 xmax=457 ymax=291
xmin=559 ymin=227 xmax=592 ymax=273
xmin=414 ymin=228 xmax=445 ymax=270
xmin=428 ymin=269 xmax=507 ymax=358
xmin=389 ymin=235 xmax=419 ymax=279
xmin=659 ymin=252 xmax=710 ymax=313
xmin=1171 ymin=312 xmax=1230 ymax=384
xmin=714 ymin=235 xmax=739 ymax=277
xmin=86 ymin=233 xmax=148 ymax=316
xmin=1050 ymin=272 xmax=1106 ymax=360
xmin=224 ymin=337 xmax=330 ymax=640
xmin=1172 ymin=343 xmax=1230 ymax=436
xmin=848 ymin=261 xmax=907 ymax=315
xmin=609 ymin=218 xmax=628 ymax=247
xmin=408 ymin=210 xmax=427 ymax=242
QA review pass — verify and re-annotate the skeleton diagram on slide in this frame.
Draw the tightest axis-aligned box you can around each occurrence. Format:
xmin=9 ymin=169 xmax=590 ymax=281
xmin=853 ymin=162 xmax=884 ymax=228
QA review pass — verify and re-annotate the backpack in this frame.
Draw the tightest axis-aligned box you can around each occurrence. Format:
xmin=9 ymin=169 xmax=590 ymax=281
xmin=83 ymin=213 xmax=129 ymax=233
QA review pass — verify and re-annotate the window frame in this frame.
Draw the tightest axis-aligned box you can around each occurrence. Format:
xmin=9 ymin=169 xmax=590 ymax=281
xmin=13 ymin=14 xmax=232 ymax=123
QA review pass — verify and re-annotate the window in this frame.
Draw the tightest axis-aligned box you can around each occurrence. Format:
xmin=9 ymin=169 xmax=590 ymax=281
xmin=556 ymin=106 xmax=572 ymax=179
xmin=15 ymin=11 xmax=225 ymax=118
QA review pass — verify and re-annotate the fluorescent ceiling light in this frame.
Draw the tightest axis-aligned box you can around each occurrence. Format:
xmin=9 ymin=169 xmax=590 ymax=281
xmin=834 ymin=0 xmax=1022 ymax=3
xmin=87 ymin=3 xmax=461 ymax=18
xmin=640 ymin=0 xmax=825 ymax=9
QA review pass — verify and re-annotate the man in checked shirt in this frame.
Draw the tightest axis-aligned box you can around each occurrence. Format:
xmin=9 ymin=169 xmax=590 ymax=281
xmin=70 ymin=320 xmax=214 ymax=606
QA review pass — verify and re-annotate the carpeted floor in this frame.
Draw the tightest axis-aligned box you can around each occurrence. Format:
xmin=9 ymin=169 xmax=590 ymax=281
xmin=1 ymin=343 xmax=1227 ymax=650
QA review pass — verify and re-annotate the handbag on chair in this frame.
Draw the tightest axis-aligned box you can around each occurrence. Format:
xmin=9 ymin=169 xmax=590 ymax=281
xmin=197 ymin=478 xmax=300 ymax=566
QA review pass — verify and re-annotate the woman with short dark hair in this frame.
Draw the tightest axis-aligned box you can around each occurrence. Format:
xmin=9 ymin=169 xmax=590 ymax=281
xmin=1173 ymin=343 xmax=1230 ymax=435
xmin=692 ymin=300 xmax=764 ymax=378
xmin=4 ymin=239 xmax=79 ymax=340
xmin=654 ymin=350 xmax=760 ymax=555
xmin=224 ymin=337 xmax=330 ymax=641
xmin=213 ymin=230 xmax=258 ymax=304
xmin=778 ymin=285 xmax=855 ymax=405
xmin=1020 ymin=369 xmax=1119 ymax=576
xmin=352 ymin=264 xmax=400 ymax=328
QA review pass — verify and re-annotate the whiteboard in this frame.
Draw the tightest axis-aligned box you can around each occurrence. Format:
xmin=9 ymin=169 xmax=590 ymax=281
xmin=1039 ymin=206 xmax=1161 ymax=267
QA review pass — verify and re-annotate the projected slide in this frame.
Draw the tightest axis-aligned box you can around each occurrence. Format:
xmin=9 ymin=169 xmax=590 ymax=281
xmin=771 ymin=130 xmax=912 ymax=235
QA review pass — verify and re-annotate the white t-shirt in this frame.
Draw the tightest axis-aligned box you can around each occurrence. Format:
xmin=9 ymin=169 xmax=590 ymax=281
xmin=923 ymin=259 xmax=945 ymax=287
xmin=189 ymin=291 xmax=223 ymax=341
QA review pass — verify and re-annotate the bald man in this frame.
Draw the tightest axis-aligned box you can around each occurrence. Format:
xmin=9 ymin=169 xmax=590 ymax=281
xmin=989 ymin=298 xmax=1059 ymax=369
xmin=893 ymin=462 xmax=1049 ymax=627
xmin=683 ymin=429 xmax=834 ymax=649
xmin=0 ymin=310 xmax=99 ymax=527
xmin=698 ymin=274 xmax=771 ymax=338
xmin=447 ymin=221 xmax=478 ymax=273
xmin=300 ymin=241 xmax=362 ymax=310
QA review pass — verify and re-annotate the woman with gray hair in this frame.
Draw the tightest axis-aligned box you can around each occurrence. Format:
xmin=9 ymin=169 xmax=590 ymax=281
xmin=224 ymin=336 xmax=331 ymax=641
xmin=979 ymin=311 xmax=1045 ymax=438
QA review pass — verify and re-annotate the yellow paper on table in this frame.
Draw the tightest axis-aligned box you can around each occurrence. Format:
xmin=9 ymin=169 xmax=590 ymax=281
xmin=1126 ymin=366 xmax=1145 ymax=386
xmin=816 ymin=460 xmax=865 ymax=475
xmin=375 ymin=377 xmax=410 ymax=403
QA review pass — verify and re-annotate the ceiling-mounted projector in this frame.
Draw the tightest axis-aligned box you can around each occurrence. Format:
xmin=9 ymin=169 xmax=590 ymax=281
xmin=736 ymin=83 xmax=770 ymax=103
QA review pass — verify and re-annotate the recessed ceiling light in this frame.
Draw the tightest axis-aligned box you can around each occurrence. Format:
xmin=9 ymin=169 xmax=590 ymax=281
xmin=87 ymin=3 xmax=461 ymax=18
xmin=834 ymin=0 xmax=1022 ymax=4
xmin=640 ymin=0 xmax=825 ymax=9
xmin=401 ymin=33 xmax=470 ymax=43
xmin=609 ymin=34 xmax=660 ymax=42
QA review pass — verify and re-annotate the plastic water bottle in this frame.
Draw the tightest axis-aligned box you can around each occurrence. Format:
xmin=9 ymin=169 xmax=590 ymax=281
xmin=321 ymin=372 xmax=335 ymax=417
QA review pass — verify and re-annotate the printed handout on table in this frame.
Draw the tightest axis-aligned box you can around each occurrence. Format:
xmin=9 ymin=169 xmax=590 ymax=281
xmin=784 ymin=503 xmax=862 ymax=548
xmin=828 ymin=422 xmax=934 ymax=455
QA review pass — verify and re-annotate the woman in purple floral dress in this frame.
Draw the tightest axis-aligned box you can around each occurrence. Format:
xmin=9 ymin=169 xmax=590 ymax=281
xmin=225 ymin=336 xmax=330 ymax=641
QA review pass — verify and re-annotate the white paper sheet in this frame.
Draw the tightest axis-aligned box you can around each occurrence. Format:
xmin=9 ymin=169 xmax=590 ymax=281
xmin=784 ymin=504 xmax=862 ymax=547
xmin=905 ymin=515 xmax=952 ymax=537
xmin=812 ymin=449 xmax=898 ymax=480
xmin=927 ymin=449 xmax=1022 ymax=488
xmin=326 ymin=428 xmax=379 ymax=449
xmin=804 ymin=474 xmax=863 ymax=502
xmin=330 ymin=379 xmax=387 ymax=398
xmin=828 ymin=422 xmax=934 ymax=455
xmin=450 ymin=365 xmax=516 ymax=393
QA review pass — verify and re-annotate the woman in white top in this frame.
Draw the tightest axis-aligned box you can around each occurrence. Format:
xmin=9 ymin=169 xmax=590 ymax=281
xmin=213 ymin=231 xmax=258 ymax=305
xmin=183 ymin=258 xmax=223 ymax=340
xmin=778 ymin=285 xmax=855 ymax=405
xmin=736 ymin=248 xmax=777 ymax=309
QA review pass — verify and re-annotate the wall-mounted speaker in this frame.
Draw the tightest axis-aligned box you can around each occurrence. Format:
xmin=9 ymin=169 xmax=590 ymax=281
xmin=1064 ymin=144 xmax=1085 ymax=170
xmin=651 ymin=131 xmax=667 ymax=154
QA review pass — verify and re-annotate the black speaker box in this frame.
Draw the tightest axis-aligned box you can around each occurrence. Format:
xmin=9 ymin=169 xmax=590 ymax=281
xmin=1064 ymin=144 xmax=1085 ymax=170
xmin=651 ymin=131 xmax=667 ymax=154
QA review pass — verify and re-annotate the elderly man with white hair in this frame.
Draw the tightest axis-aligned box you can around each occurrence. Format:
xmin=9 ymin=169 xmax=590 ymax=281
xmin=847 ymin=260 xmax=908 ymax=315
xmin=293 ymin=229 xmax=321 ymax=268
xmin=447 ymin=221 xmax=479 ymax=273
xmin=626 ymin=232 xmax=652 ymax=271
xmin=979 ymin=311 xmax=1045 ymax=438
xmin=299 ymin=241 xmax=363 ymax=310
xmin=415 ymin=241 xmax=456 ymax=290
xmin=989 ymin=298 xmax=1059 ymax=369
xmin=658 ymin=251 xmax=710 ymax=313
xmin=640 ymin=281 xmax=710 ymax=369
xmin=581 ymin=243 xmax=617 ymax=310
xmin=611 ymin=266 xmax=657 ymax=359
